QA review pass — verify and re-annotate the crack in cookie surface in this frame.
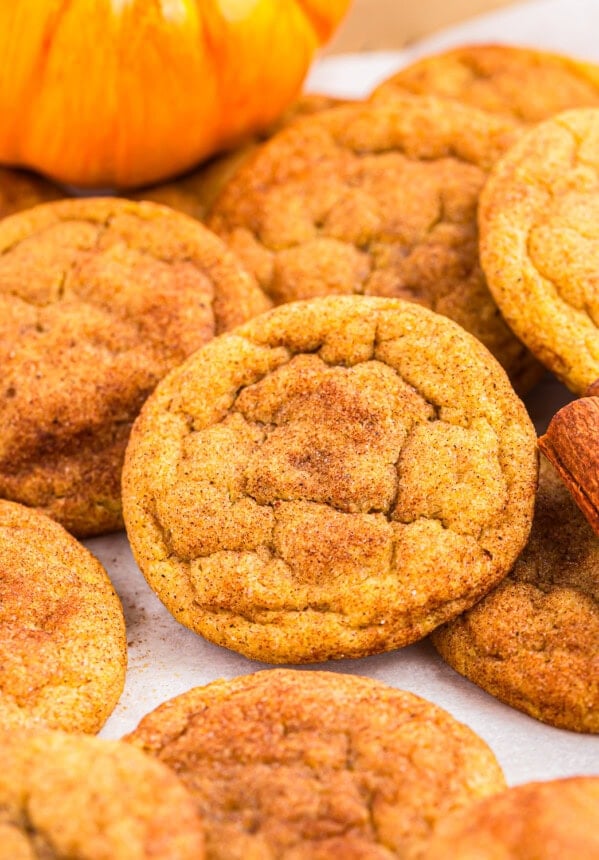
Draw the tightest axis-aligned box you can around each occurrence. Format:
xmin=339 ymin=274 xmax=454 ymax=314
xmin=208 ymin=98 xmax=542 ymax=395
xmin=123 ymin=296 xmax=537 ymax=663
xmin=0 ymin=197 xmax=268 ymax=535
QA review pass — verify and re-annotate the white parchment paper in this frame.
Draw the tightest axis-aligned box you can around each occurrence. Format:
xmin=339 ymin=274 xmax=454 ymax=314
xmin=94 ymin=0 xmax=599 ymax=786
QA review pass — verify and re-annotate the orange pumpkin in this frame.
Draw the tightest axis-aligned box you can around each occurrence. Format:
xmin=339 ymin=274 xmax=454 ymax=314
xmin=0 ymin=0 xmax=350 ymax=188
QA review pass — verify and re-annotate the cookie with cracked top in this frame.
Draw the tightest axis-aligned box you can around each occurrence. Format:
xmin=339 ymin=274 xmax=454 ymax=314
xmin=432 ymin=456 xmax=599 ymax=733
xmin=208 ymin=96 xmax=543 ymax=395
xmin=125 ymin=669 xmax=505 ymax=860
xmin=122 ymin=295 xmax=537 ymax=663
xmin=0 ymin=196 xmax=270 ymax=536
xmin=0 ymin=728 xmax=205 ymax=859
xmin=0 ymin=499 xmax=126 ymax=733
xmin=372 ymin=44 xmax=599 ymax=124
xmin=480 ymin=107 xmax=599 ymax=394
xmin=422 ymin=777 xmax=599 ymax=859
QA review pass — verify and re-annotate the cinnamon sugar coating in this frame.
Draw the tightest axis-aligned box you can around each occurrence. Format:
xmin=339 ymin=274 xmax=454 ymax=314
xmin=0 ymin=197 xmax=269 ymax=535
xmin=480 ymin=107 xmax=599 ymax=394
xmin=0 ymin=500 xmax=126 ymax=733
xmin=422 ymin=777 xmax=599 ymax=859
xmin=126 ymin=670 xmax=505 ymax=860
xmin=0 ymin=728 xmax=205 ymax=859
xmin=432 ymin=457 xmax=599 ymax=733
xmin=208 ymin=97 xmax=542 ymax=394
xmin=122 ymin=296 xmax=537 ymax=663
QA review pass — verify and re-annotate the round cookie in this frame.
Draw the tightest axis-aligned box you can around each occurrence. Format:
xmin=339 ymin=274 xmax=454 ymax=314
xmin=122 ymin=295 xmax=538 ymax=663
xmin=422 ymin=777 xmax=599 ymax=859
xmin=480 ymin=107 xmax=599 ymax=394
xmin=432 ymin=457 xmax=599 ymax=733
xmin=125 ymin=669 xmax=506 ymax=860
xmin=0 ymin=196 xmax=269 ymax=536
xmin=130 ymin=94 xmax=346 ymax=222
xmin=0 ymin=728 xmax=205 ymax=859
xmin=372 ymin=44 xmax=599 ymax=124
xmin=0 ymin=166 xmax=62 ymax=218
xmin=0 ymin=500 xmax=126 ymax=733
xmin=208 ymin=97 xmax=542 ymax=394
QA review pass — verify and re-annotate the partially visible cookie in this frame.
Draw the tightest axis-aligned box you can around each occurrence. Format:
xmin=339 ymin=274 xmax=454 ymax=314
xmin=131 ymin=94 xmax=346 ymax=221
xmin=0 ymin=166 xmax=62 ymax=218
xmin=130 ymin=145 xmax=255 ymax=222
xmin=432 ymin=457 xmax=599 ymax=733
xmin=0 ymin=500 xmax=126 ymax=733
xmin=0 ymin=196 xmax=269 ymax=535
xmin=372 ymin=44 xmax=599 ymax=124
xmin=480 ymin=107 xmax=599 ymax=394
xmin=0 ymin=728 xmax=205 ymax=859
xmin=208 ymin=97 xmax=542 ymax=394
xmin=122 ymin=295 xmax=538 ymax=664
xmin=423 ymin=777 xmax=599 ymax=859
xmin=125 ymin=669 xmax=505 ymax=860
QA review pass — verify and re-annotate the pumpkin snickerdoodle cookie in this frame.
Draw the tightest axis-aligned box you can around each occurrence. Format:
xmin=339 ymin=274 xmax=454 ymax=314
xmin=0 ymin=196 xmax=269 ymax=536
xmin=371 ymin=44 xmax=599 ymax=124
xmin=125 ymin=669 xmax=505 ymax=860
xmin=0 ymin=500 xmax=126 ymax=733
xmin=208 ymin=97 xmax=542 ymax=394
xmin=122 ymin=296 xmax=537 ymax=663
xmin=131 ymin=94 xmax=346 ymax=221
xmin=0 ymin=728 xmax=205 ymax=859
xmin=432 ymin=457 xmax=599 ymax=733
xmin=480 ymin=107 xmax=599 ymax=395
xmin=422 ymin=777 xmax=599 ymax=859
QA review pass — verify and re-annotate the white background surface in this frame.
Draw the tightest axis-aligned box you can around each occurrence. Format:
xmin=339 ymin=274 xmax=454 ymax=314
xmin=94 ymin=0 xmax=599 ymax=786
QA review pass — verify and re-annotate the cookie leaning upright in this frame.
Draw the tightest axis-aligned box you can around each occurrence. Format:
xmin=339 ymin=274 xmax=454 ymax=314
xmin=208 ymin=97 xmax=542 ymax=394
xmin=0 ymin=728 xmax=205 ymax=860
xmin=0 ymin=500 xmax=126 ymax=733
xmin=122 ymin=296 xmax=537 ymax=663
xmin=371 ymin=44 xmax=599 ymax=124
xmin=480 ymin=107 xmax=599 ymax=394
xmin=0 ymin=197 xmax=270 ymax=536
xmin=125 ymin=670 xmax=506 ymax=860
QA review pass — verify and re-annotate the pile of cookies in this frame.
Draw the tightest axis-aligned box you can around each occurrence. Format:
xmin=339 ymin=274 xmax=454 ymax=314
xmin=1 ymin=42 xmax=599 ymax=858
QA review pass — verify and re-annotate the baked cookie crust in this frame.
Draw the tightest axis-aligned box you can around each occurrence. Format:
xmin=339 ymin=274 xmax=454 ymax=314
xmin=423 ymin=777 xmax=599 ymax=859
xmin=0 ymin=197 xmax=269 ymax=535
xmin=0 ymin=500 xmax=126 ymax=733
xmin=480 ymin=107 xmax=599 ymax=394
xmin=125 ymin=669 xmax=505 ymax=860
xmin=372 ymin=44 xmax=599 ymax=124
xmin=122 ymin=296 xmax=537 ymax=663
xmin=432 ymin=457 xmax=599 ymax=733
xmin=208 ymin=97 xmax=542 ymax=394
xmin=0 ymin=728 xmax=205 ymax=859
